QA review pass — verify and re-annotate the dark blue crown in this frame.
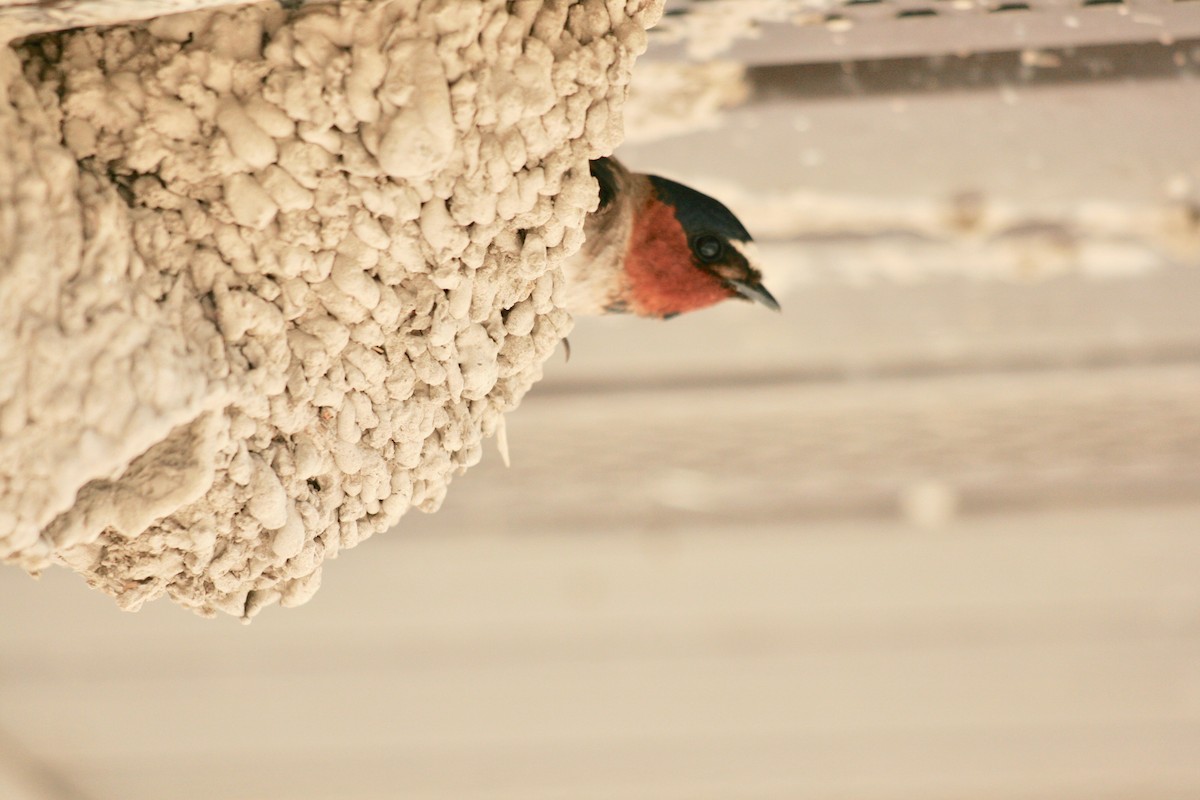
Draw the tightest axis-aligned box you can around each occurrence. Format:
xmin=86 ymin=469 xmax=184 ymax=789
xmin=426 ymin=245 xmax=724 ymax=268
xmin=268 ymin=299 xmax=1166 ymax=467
xmin=647 ymin=175 xmax=752 ymax=244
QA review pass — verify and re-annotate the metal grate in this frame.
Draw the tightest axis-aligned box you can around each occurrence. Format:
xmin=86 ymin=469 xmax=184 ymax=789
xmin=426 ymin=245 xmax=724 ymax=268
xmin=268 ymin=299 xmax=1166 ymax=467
xmin=652 ymin=0 xmax=1200 ymax=63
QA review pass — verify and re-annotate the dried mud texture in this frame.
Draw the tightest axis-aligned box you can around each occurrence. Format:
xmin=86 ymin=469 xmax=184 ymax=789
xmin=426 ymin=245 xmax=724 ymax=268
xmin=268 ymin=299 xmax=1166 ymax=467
xmin=0 ymin=0 xmax=244 ymax=44
xmin=0 ymin=0 xmax=661 ymax=617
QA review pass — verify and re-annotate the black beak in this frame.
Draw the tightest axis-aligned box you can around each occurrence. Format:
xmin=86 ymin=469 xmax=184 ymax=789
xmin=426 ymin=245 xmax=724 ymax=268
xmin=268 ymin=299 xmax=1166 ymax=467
xmin=729 ymin=279 xmax=781 ymax=312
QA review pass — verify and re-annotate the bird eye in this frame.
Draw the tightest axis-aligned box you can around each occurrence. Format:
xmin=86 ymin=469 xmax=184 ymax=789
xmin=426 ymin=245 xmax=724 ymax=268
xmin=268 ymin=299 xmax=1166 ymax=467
xmin=694 ymin=235 xmax=724 ymax=263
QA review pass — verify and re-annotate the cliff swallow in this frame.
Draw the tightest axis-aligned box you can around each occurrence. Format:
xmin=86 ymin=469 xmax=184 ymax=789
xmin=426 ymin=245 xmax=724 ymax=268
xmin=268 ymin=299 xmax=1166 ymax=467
xmin=561 ymin=156 xmax=779 ymax=319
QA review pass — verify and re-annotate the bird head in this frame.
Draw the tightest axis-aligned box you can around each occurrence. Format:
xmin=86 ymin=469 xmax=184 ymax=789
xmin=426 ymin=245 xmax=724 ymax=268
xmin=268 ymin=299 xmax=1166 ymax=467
xmin=622 ymin=172 xmax=779 ymax=319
